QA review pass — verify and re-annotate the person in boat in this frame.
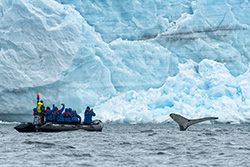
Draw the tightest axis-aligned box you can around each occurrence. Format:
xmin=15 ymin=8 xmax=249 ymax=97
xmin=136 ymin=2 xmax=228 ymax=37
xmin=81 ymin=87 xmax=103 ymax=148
xmin=33 ymin=106 xmax=44 ymax=124
xmin=38 ymin=101 xmax=45 ymax=124
xmin=71 ymin=110 xmax=81 ymax=124
xmin=36 ymin=94 xmax=45 ymax=124
xmin=83 ymin=106 xmax=96 ymax=125
xmin=36 ymin=94 xmax=45 ymax=114
xmin=33 ymin=108 xmax=38 ymax=116
xmin=33 ymin=108 xmax=42 ymax=121
xmin=44 ymin=106 xmax=54 ymax=122
xmin=53 ymin=103 xmax=65 ymax=124
xmin=63 ymin=108 xmax=72 ymax=124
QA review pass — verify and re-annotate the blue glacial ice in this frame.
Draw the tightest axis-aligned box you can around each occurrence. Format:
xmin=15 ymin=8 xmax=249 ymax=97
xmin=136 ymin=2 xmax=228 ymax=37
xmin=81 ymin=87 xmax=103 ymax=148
xmin=95 ymin=59 xmax=250 ymax=123
xmin=1 ymin=0 xmax=250 ymax=123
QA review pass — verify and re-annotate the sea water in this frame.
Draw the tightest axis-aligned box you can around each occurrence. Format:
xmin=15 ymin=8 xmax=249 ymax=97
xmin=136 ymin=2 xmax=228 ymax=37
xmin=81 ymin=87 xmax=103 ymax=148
xmin=1 ymin=123 xmax=250 ymax=167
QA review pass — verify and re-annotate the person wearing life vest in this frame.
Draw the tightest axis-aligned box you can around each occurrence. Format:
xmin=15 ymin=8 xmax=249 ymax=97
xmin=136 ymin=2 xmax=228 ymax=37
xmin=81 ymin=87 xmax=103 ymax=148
xmin=37 ymin=101 xmax=45 ymax=113
xmin=83 ymin=106 xmax=96 ymax=125
xmin=44 ymin=106 xmax=54 ymax=122
xmin=36 ymin=94 xmax=45 ymax=114
xmin=63 ymin=108 xmax=72 ymax=124
xmin=53 ymin=103 xmax=65 ymax=124
xmin=35 ymin=94 xmax=45 ymax=124
xmin=71 ymin=110 xmax=81 ymax=124
xmin=33 ymin=108 xmax=39 ymax=116
xmin=37 ymin=100 xmax=45 ymax=124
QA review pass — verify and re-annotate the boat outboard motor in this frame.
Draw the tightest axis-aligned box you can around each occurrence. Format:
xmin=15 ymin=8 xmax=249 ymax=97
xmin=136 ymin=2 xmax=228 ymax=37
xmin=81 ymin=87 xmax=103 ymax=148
xmin=33 ymin=115 xmax=42 ymax=132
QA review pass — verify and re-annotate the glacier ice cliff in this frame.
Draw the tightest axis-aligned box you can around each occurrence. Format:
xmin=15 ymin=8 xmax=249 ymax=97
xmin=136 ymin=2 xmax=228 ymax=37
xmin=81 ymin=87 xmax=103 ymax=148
xmin=1 ymin=0 xmax=250 ymax=123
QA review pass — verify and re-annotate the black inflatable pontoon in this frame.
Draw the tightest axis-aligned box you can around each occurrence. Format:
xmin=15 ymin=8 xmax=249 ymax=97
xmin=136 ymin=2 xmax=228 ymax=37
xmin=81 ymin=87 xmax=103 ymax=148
xmin=14 ymin=119 xmax=103 ymax=132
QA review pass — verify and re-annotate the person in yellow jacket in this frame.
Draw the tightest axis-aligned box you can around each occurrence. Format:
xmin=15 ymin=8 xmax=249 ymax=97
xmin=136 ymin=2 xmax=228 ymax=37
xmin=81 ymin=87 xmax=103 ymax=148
xmin=37 ymin=101 xmax=44 ymax=113
xmin=36 ymin=94 xmax=45 ymax=123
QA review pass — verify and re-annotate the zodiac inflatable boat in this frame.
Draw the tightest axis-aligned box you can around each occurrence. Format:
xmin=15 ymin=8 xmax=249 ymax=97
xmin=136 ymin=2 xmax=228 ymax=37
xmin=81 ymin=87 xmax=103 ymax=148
xmin=14 ymin=116 xmax=103 ymax=132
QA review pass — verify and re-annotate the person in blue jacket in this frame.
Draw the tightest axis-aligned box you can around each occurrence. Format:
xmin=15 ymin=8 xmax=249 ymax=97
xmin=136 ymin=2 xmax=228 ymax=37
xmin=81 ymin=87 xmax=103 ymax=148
xmin=33 ymin=107 xmax=45 ymax=124
xmin=33 ymin=108 xmax=39 ymax=116
xmin=71 ymin=110 xmax=81 ymax=124
xmin=83 ymin=106 xmax=96 ymax=125
xmin=53 ymin=103 xmax=65 ymax=124
xmin=63 ymin=108 xmax=72 ymax=124
xmin=44 ymin=106 xmax=54 ymax=122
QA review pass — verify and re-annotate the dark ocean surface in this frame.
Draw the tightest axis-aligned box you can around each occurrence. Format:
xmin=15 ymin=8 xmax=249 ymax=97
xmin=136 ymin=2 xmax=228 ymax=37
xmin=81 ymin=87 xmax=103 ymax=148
xmin=1 ymin=123 xmax=250 ymax=167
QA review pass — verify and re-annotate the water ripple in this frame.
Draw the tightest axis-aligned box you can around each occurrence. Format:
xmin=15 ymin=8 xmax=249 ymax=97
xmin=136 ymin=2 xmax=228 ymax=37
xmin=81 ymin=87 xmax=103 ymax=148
xmin=2 ymin=124 xmax=250 ymax=167
xmin=23 ymin=140 xmax=55 ymax=147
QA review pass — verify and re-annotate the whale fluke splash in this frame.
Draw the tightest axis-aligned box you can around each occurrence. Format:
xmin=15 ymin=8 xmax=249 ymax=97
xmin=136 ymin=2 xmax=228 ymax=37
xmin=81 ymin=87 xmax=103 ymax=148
xmin=169 ymin=113 xmax=218 ymax=131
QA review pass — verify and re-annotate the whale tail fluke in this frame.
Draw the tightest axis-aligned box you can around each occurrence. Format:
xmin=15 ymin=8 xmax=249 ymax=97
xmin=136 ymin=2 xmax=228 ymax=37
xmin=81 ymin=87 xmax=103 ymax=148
xmin=169 ymin=113 xmax=218 ymax=131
